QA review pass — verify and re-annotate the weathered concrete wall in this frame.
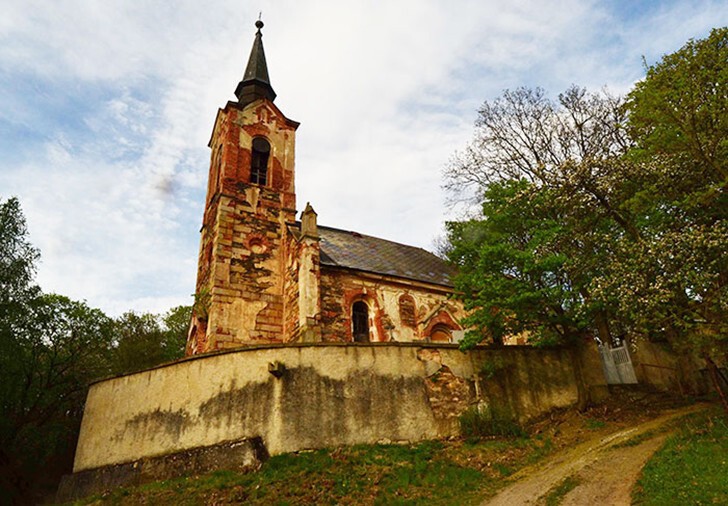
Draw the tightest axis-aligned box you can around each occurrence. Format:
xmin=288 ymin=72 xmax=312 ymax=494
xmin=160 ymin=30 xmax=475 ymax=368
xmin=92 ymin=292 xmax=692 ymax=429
xmin=58 ymin=437 xmax=267 ymax=503
xmin=73 ymin=343 xmax=579 ymax=473
xmin=630 ymin=339 xmax=709 ymax=394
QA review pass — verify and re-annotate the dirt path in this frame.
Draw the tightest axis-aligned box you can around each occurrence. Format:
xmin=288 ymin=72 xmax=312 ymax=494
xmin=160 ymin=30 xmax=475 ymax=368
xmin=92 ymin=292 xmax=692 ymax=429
xmin=483 ymin=404 xmax=704 ymax=506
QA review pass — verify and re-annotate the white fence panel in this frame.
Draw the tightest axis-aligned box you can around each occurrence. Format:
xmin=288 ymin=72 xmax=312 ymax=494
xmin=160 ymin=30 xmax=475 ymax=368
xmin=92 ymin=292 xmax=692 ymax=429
xmin=612 ymin=345 xmax=638 ymax=384
xmin=599 ymin=343 xmax=638 ymax=385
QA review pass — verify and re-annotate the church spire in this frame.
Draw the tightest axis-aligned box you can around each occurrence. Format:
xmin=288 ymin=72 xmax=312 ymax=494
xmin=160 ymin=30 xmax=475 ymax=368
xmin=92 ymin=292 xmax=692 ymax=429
xmin=235 ymin=19 xmax=277 ymax=105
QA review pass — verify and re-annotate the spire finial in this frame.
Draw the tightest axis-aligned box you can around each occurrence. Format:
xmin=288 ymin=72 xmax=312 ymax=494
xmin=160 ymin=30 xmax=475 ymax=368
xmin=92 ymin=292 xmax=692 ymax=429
xmin=235 ymin=17 xmax=276 ymax=105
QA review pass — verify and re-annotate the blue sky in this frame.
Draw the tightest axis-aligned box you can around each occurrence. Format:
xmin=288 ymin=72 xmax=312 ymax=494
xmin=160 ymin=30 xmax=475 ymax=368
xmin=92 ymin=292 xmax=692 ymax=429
xmin=1 ymin=0 xmax=726 ymax=316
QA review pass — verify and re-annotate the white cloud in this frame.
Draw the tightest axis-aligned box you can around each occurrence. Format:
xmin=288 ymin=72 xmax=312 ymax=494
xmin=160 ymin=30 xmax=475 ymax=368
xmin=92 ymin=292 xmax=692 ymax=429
xmin=1 ymin=0 xmax=726 ymax=316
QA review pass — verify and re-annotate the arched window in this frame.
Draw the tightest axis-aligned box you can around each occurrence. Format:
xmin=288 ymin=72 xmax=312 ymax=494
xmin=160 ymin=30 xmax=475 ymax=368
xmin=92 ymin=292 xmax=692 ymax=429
xmin=352 ymin=301 xmax=369 ymax=343
xmin=215 ymin=144 xmax=223 ymax=189
xmin=207 ymin=144 xmax=223 ymax=198
xmin=430 ymin=324 xmax=452 ymax=343
xmin=398 ymin=294 xmax=416 ymax=328
xmin=250 ymin=137 xmax=270 ymax=185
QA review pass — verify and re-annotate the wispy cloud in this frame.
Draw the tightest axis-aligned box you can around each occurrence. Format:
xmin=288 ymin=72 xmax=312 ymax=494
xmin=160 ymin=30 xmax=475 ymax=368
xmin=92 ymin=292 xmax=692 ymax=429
xmin=1 ymin=0 xmax=725 ymax=315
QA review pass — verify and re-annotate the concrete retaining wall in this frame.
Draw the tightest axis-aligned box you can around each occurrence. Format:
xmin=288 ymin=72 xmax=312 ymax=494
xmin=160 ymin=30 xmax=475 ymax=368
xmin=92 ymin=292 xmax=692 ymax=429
xmin=73 ymin=343 xmax=581 ymax=474
xmin=57 ymin=437 xmax=266 ymax=503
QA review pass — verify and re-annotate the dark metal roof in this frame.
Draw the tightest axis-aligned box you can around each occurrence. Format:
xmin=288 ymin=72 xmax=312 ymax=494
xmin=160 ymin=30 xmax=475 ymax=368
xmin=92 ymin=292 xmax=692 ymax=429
xmin=306 ymin=225 xmax=456 ymax=288
xmin=235 ymin=20 xmax=276 ymax=105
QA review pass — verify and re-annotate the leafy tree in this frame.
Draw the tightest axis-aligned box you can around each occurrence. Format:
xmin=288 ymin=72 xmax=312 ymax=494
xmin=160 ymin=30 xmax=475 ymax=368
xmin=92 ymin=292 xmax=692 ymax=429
xmin=111 ymin=305 xmax=190 ymax=375
xmin=589 ymin=29 xmax=727 ymax=363
xmin=607 ymin=26 xmax=728 ymax=342
xmin=0 ymin=197 xmax=41 ymax=330
xmin=163 ymin=304 xmax=193 ymax=353
xmin=0 ymin=196 xmax=41 ymax=502
xmin=620 ymin=27 xmax=727 ymax=409
xmin=2 ymin=295 xmax=114 ymax=501
xmin=628 ymin=27 xmax=727 ymax=182
xmin=445 ymin=87 xmax=632 ymax=347
xmin=448 ymin=180 xmax=587 ymax=347
xmin=0 ymin=197 xmax=115 ymax=503
xmin=112 ymin=311 xmax=166 ymax=375
xmin=0 ymin=197 xmax=194 ymax=500
xmin=444 ymin=29 xmax=727 ymax=410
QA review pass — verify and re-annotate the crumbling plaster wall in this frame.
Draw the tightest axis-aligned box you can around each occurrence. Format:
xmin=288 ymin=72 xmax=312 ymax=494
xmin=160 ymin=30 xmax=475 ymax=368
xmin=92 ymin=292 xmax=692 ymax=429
xmin=190 ymin=100 xmax=299 ymax=353
xmin=319 ymin=270 xmax=466 ymax=343
xmin=73 ymin=343 xmax=580 ymax=473
xmin=204 ymin=190 xmax=287 ymax=347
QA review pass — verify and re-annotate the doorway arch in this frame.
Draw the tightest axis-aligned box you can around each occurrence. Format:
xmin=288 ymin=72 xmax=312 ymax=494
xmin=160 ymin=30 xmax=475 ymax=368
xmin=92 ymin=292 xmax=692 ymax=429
xmin=352 ymin=301 xmax=369 ymax=343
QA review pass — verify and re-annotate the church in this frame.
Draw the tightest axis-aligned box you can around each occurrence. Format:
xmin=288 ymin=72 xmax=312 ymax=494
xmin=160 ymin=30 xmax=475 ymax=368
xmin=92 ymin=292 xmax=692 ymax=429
xmin=186 ymin=20 xmax=466 ymax=354
xmin=60 ymin=22 xmax=695 ymax=502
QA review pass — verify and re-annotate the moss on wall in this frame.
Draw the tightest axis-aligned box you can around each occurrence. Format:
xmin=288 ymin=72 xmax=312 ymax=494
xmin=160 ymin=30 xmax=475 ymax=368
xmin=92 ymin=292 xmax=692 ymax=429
xmin=74 ymin=343 xmax=581 ymax=473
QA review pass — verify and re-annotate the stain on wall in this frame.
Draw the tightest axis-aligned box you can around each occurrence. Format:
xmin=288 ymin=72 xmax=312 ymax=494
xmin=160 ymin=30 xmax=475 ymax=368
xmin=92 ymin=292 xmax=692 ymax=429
xmin=73 ymin=343 xmax=581 ymax=473
xmin=189 ymin=99 xmax=299 ymax=353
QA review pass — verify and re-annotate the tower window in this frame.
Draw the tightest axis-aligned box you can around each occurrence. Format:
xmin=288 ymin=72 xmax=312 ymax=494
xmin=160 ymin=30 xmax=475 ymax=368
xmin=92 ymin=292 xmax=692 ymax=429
xmin=207 ymin=144 xmax=223 ymax=199
xmin=250 ymin=137 xmax=270 ymax=185
xmin=352 ymin=301 xmax=369 ymax=343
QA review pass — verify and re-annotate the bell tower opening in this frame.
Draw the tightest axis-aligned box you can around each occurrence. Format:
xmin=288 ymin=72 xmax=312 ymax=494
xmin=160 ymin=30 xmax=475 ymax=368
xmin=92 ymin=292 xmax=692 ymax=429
xmin=250 ymin=137 xmax=270 ymax=185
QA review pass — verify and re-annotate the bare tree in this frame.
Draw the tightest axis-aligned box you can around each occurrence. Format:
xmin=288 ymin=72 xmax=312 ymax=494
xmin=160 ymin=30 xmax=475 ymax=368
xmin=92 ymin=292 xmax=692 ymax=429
xmin=444 ymin=86 xmax=631 ymax=204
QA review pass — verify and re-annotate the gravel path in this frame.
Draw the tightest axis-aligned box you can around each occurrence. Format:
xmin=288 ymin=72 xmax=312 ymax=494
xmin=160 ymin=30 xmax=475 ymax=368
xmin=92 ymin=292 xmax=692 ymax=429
xmin=483 ymin=405 xmax=703 ymax=506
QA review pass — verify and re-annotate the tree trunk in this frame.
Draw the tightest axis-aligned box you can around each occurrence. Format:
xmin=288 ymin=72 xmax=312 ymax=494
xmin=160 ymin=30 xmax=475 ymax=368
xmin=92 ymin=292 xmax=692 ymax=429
xmin=594 ymin=310 xmax=613 ymax=346
xmin=0 ymin=448 xmax=27 ymax=505
xmin=704 ymin=354 xmax=728 ymax=414
xmin=570 ymin=337 xmax=591 ymax=412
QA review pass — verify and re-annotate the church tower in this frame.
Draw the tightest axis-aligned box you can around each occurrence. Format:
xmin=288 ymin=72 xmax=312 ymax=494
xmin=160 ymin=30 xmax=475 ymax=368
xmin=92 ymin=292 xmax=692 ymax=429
xmin=188 ymin=21 xmax=302 ymax=354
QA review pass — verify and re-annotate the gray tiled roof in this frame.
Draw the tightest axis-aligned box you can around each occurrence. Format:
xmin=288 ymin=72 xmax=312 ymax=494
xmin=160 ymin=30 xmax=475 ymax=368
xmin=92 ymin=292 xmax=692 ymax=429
xmin=312 ymin=225 xmax=456 ymax=288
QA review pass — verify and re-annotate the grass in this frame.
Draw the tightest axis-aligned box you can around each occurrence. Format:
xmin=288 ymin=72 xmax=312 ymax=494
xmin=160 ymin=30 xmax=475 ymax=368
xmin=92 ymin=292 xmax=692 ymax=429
xmin=459 ymin=404 xmax=527 ymax=438
xmin=66 ymin=435 xmax=555 ymax=506
xmin=584 ymin=418 xmax=606 ymax=430
xmin=61 ymin=398 xmax=704 ymax=506
xmin=632 ymin=407 xmax=728 ymax=505
xmin=541 ymin=475 xmax=581 ymax=506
